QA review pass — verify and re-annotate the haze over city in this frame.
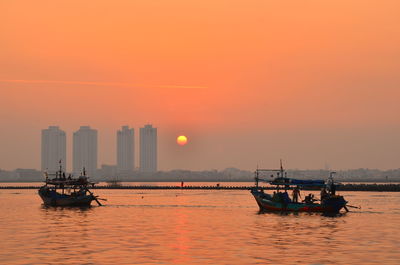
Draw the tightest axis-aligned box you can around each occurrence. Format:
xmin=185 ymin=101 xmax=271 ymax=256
xmin=1 ymin=1 xmax=400 ymax=171
xmin=2 ymin=2 xmax=400 ymax=265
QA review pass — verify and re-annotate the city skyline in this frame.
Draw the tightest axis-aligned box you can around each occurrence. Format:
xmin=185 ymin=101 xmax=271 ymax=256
xmin=1 ymin=1 xmax=399 ymax=171
xmin=39 ymin=125 xmax=159 ymax=173
xmin=2 ymin=2 xmax=400 ymax=264
xmin=8 ymin=122 xmax=400 ymax=173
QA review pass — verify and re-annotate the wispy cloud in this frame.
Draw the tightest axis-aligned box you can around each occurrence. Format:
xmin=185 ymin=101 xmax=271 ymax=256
xmin=0 ymin=79 xmax=208 ymax=89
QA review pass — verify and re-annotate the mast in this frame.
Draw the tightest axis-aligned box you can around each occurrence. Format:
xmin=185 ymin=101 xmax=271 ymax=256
xmin=59 ymin=159 xmax=62 ymax=176
xmin=254 ymin=161 xmax=286 ymax=189
xmin=280 ymin=159 xmax=287 ymax=191
xmin=255 ymin=166 xmax=259 ymax=188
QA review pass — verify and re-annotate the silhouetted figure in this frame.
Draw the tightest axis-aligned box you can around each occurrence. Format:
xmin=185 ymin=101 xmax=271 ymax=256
xmin=326 ymin=172 xmax=336 ymax=195
xmin=304 ymin=193 xmax=314 ymax=204
xmin=279 ymin=191 xmax=290 ymax=203
xmin=272 ymin=191 xmax=279 ymax=202
xmin=331 ymin=183 xmax=336 ymax=195
xmin=292 ymin=186 xmax=301 ymax=203
xmin=320 ymin=187 xmax=328 ymax=200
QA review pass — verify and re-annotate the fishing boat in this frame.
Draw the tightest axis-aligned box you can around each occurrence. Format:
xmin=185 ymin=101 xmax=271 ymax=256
xmin=38 ymin=163 xmax=104 ymax=207
xmin=251 ymin=162 xmax=348 ymax=213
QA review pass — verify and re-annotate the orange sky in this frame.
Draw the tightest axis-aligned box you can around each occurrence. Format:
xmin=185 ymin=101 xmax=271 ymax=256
xmin=1 ymin=0 xmax=399 ymax=171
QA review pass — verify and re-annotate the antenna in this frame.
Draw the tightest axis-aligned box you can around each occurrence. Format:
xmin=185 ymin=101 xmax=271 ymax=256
xmin=255 ymin=164 xmax=259 ymax=187
xmin=280 ymin=159 xmax=284 ymax=178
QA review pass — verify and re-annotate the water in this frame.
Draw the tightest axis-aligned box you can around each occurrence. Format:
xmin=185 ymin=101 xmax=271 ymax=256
xmin=0 ymin=188 xmax=399 ymax=264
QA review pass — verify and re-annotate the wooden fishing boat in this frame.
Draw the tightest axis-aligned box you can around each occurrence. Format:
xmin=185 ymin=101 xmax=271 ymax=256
xmin=251 ymin=188 xmax=347 ymax=213
xmin=38 ymin=163 xmax=104 ymax=207
xmin=251 ymin=162 xmax=348 ymax=213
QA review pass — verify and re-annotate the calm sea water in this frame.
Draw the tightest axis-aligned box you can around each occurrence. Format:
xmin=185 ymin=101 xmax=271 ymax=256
xmin=0 ymin=187 xmax=399 ymax=264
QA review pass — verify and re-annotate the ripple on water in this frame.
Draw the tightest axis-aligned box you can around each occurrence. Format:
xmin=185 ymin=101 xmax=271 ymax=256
xmin=0 ymin=190 xmax=400 ymax=264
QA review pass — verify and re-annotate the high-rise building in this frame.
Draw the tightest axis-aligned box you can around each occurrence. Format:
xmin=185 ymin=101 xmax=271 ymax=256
xmin=140 ymin=124 xmax=157 ymax=172
xmin=73 ymin=126 xmax=97 ymax=176
xmin=41 ymin=126 xmax=66 ymax=173
xmin=117 ymin=126 xmax=134 ymax=173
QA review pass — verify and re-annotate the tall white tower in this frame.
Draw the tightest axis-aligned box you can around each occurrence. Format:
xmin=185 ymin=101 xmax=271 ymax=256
xmin=117 ymin=126 xmax=134 ymax=173
xmin=73 ymin=126 xmax=97 ymax=176
xmin=41 ymin=126 xmax=66 ymax=173
xmin=140 ymin=124 xmax=157 ymax=172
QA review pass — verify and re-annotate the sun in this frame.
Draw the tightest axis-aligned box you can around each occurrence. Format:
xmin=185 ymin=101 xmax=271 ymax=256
xmin=177 ymin=135 xmax=188 ymax=146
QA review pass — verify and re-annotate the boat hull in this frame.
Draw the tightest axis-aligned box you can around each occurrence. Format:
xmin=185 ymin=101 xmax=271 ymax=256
xmin=251 ymin=189 xmax=346 ymax=213
xmin=38 ymin=187 xmax=94 ymax=206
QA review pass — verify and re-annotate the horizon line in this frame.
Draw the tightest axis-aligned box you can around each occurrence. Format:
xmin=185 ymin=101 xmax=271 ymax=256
xmin=0 ymin=79 xmax=208 ymax=89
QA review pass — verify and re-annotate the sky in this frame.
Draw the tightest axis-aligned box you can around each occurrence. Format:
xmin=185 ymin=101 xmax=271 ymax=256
xmin=1 ymin=0 xmax=399 ymax=171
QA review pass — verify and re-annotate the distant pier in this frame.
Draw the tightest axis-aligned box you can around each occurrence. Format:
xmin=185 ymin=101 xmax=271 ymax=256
xmin=1 ymin=184 xmax=400 ymax=191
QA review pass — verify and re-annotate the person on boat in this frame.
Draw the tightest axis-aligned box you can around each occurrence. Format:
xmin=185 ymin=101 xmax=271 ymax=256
xmin=280 ymin=191 xmax=291 ymax=204
xmin=320 ymin=187 xmax=328 ymax=201
xmin=272 ymin=191 xmax=279 ymax=202
xmin=326 ymin=172 xmax=336 ymax=196
xmin=304 ymin=193 xmax=315 ymax=204
xmin=330 ymin=183 xmax=336 ymax=195
xmin=292 ymin=186 xmax=301 ymax=203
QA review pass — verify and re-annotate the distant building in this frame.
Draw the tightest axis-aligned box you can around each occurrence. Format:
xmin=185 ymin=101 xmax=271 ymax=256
xmin=41 ymin=126 xmax=66 ymax=173
xmin=0 ymin=169 xmax=15 ymax=181
xmin=140 ymin=124 xmax=157 ymax=172
xmin=117 ymin=126 xmax=134 ymax=173
xmin=99 ymin=164 xmax=118 ymax=178
xmin=15 ymin=168 xmax=42 ymax=181
xmin=73 ymin=126 xmax=97 ymax=176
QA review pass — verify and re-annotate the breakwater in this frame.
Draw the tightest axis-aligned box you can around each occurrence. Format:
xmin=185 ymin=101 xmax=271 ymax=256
xmin=1 ymin=184 xmax=400 ymax=191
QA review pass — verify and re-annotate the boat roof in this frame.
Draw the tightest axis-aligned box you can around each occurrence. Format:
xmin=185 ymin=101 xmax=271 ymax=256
xmin=255 ymin=165 xmax=331 ymax=187
xmin=45 ymin=177 xmax=95 ymax=186
xmin=269 ymin=177 xmax=325 ymax=187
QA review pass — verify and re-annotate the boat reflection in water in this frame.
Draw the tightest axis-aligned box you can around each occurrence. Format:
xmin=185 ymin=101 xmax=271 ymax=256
xmin=256 ymin=208 xmax=347 ymax=218
xmin=251 ymin=161 xmax=349 ymax=214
